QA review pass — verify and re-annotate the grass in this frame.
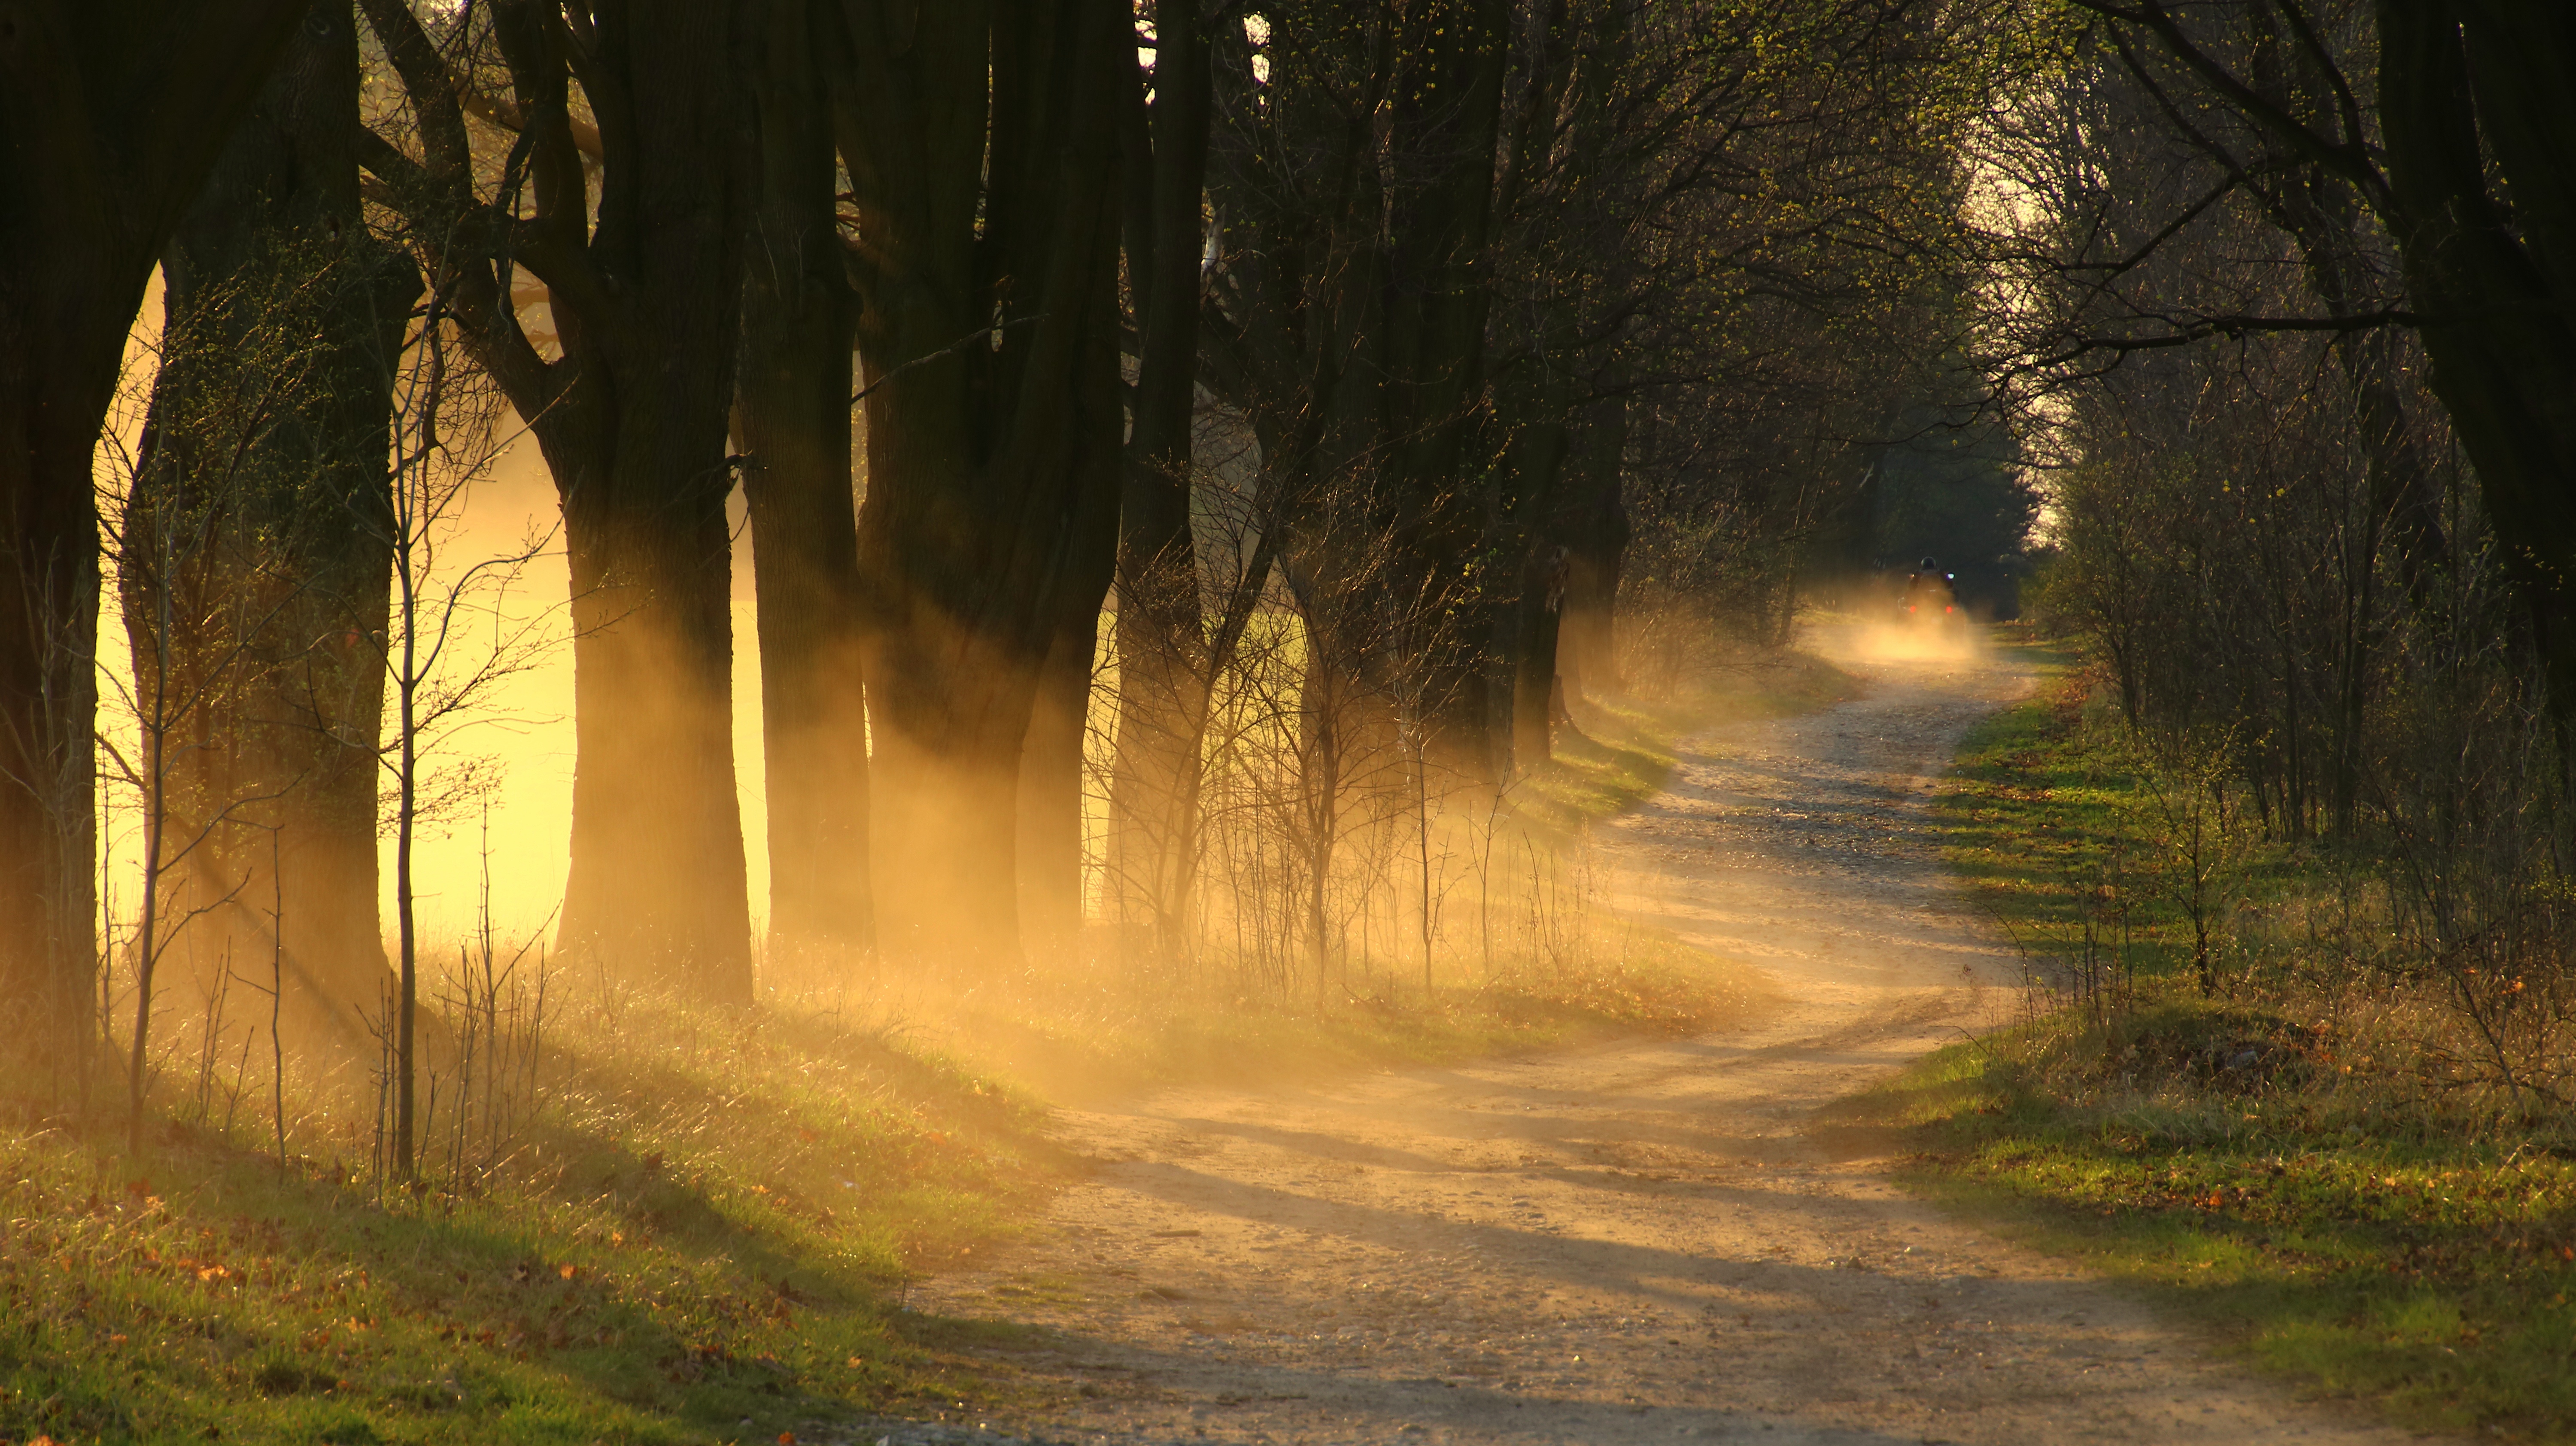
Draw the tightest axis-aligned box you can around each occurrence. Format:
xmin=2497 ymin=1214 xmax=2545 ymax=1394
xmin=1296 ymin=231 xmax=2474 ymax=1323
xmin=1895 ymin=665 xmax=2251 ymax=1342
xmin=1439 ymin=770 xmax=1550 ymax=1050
xmin=1 ymin=996 xmax=1060 ymax=1446
xmin=1828 ymin=638 xmax=2576 ymax=1442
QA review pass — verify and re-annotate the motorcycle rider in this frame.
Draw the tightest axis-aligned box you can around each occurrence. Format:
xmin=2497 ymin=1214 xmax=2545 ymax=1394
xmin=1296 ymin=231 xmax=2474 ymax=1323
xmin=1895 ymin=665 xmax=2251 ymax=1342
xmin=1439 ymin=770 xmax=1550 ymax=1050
xmin=1900 ymin=556 xmax=1957 ymax=618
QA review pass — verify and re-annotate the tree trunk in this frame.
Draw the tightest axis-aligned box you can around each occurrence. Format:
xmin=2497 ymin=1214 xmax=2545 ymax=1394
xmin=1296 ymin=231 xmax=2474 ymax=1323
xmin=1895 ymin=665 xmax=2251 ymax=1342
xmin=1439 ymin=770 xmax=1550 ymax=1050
xmin=1381 ymin=0 xmax=1516 ymax=783
xmin=1107 ymin=0 xmax=1215 ymax=957
xmin=122 ymin=0 xmax=409 ymax=1052
xmin=826 ymin=0 xmax=1126 ymax=971
xmin=0 ymin=0 xmax=313 ymax=1072
xmin=1017 ymin=601 xmax=1100 ymax=960
xmin=2376 ymin=0 xmax=2576 ymax=719
xmin=738 ymin=0 xmax=869 ymax=956
xmin=357 ymin=0 xmax=758 ymax=999
xmin=1557 ymin=397 xmax=1629 ymax=703
xmin=531 ymin=15 xmax=757 ymax=999
xmin=552 ymin=437 xmax=756 ymax=997
xmin=1487 ymin=415 xmax=1571 ymax=781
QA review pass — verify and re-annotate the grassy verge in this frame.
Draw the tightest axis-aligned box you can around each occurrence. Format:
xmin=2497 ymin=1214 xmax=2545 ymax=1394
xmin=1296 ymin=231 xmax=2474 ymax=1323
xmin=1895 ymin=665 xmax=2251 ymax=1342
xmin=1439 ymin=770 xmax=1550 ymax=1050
xmin=1 ymin=998 xmax=1060 ymax=1446
xmin=1826 ymin=644 xmax=2576 ymax=1441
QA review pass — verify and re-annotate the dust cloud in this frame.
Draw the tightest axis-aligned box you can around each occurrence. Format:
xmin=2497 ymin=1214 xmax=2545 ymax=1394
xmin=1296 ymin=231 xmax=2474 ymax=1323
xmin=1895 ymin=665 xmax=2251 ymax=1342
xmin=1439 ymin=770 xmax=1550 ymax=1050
xmin=1813 ymin=613 xmax=1993 ymax=666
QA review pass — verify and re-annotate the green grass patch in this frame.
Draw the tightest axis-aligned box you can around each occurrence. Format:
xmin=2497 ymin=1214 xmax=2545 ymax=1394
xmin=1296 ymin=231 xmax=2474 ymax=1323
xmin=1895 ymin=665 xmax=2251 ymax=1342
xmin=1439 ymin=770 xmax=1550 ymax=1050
xmin=1835 ymin=647 xmax=2576 ymax=1441
xmin=0 ymin=998 xmax=1060 ymax=1445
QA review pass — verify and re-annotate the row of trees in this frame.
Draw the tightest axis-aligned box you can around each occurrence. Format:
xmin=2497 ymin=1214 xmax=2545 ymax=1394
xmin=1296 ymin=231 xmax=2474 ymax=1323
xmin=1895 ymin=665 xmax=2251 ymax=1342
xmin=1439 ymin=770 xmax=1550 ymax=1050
xmin=1995 ymin=0 xmax=2576 ymax=1084
xmin=0 ymin=0 xmax=2077 ymax=1147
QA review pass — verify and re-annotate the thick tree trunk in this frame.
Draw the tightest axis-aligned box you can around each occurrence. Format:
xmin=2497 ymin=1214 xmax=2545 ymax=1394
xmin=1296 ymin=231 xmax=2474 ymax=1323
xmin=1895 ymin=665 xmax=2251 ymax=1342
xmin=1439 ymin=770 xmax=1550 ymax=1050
xmin=533 ymin=11 xmax=756 ymax=999
xmin=555 ymin=433 xmax=755 ymax=996
xmin=1017 ymin=601 xmax=1100 ymax=960
xmin=738 ymin=0 xmax=869 ymax=956
xmin=1107 ymin=0 xmax=1215 ymax=956
xmin=1382 ymin=0 xmax=1515 ymax=782
xmin=123 ymin=0 xmax=408 ymax=1049
xmin=2376 ymin=0 xmax=2576 ymax=719
xmin=0 ymin=0 xmax=312 ymax=1070
xmin=1557 ymin=398 xmax=1629 ymax=704
xmin=0 ymin=330 xmax=109 ymax=1068
xmin=1485 ymin=415 xmax=1570 ymax=781
xmin=358 ymin=0 xmax=758 ymax=998
xmin=827 ymin=0 xmax=1126 ymax=971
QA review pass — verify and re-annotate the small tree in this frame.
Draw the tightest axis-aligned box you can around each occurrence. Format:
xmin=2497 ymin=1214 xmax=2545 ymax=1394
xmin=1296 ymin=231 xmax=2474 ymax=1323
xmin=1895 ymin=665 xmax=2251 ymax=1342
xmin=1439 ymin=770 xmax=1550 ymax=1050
xmin=364 ymin=274 xmax=563 ymax=1182
xmin=99 ymin=242 xmax=358 ymax=1154
xmin=2126 ymin=723 xmax=2256 ymax=996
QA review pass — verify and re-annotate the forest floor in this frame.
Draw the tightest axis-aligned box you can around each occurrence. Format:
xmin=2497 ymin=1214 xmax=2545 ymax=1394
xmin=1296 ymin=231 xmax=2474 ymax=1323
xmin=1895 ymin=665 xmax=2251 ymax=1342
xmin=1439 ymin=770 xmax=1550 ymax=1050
xmin=878 ymin=624 xmax=2422 ymax=1446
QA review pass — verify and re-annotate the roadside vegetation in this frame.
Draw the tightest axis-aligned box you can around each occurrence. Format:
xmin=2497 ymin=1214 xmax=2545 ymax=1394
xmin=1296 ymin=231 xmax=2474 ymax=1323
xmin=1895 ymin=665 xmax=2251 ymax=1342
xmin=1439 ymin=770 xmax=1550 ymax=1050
xmin=1835 ymin=638 xmax=2576 ymax=1442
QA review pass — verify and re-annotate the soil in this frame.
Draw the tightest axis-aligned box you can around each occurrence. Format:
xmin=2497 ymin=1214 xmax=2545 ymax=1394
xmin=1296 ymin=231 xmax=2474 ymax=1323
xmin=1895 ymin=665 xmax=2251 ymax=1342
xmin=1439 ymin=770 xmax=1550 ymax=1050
xmin=869 ymin=632 xmax=2421 ymax=1445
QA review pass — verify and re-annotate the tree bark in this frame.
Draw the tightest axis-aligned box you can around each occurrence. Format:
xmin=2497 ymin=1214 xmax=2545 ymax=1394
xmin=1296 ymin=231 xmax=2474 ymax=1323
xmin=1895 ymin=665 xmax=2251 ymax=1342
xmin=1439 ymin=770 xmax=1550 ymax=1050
xmin=738 ymin=0 xmax=869 ymax=955
xmin=1487 ymin=413 xmax=1570 ymax=780
xmin=122 ymin=0 xmax=411 ymax=1049
xmin=1017 ymin=599 xmax=1099 ymax=959
xmin=826 ymin=0 xmax=1126 ymax=970
xmin=0 ymin=0 xmax=313 ymax=1070
xmin=1378 ymin=0 xmax=1516 ymax=781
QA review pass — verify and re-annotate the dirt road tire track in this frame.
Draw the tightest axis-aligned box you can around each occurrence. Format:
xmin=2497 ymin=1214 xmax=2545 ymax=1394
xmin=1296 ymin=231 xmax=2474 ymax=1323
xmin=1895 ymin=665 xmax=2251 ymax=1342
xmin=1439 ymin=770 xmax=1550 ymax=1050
xmin=884 ymin=638 xmax=2419 ymax=1446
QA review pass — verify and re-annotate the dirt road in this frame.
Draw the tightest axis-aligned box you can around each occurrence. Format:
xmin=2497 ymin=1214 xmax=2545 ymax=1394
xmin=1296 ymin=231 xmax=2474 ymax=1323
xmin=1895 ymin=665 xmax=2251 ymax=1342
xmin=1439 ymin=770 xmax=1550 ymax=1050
xmin=887 ymin=634 xmax=2416 ymax=1446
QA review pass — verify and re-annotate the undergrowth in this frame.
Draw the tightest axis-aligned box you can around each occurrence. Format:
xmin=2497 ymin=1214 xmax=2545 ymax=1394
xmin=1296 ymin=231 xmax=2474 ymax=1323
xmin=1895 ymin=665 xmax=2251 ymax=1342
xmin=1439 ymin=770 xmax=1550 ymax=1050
xmin=0 ymin=993 xmax=1056 ymax=1446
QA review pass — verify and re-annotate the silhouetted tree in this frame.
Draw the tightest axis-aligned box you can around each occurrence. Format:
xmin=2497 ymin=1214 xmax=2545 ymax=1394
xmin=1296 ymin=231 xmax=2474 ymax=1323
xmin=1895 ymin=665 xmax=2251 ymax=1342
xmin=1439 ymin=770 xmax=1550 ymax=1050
xmin=820 ymin=0 xmax=1126 ymax=968
xmin=737 ymin=0 xmax=871 ymax=957
xmin=119 ymin=0 xmax=414 ymax=1054
xmin=0 ymin=0 xmax=316 ymax=1078
xmin=357 ymin=0 xmax=757 ymax=999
